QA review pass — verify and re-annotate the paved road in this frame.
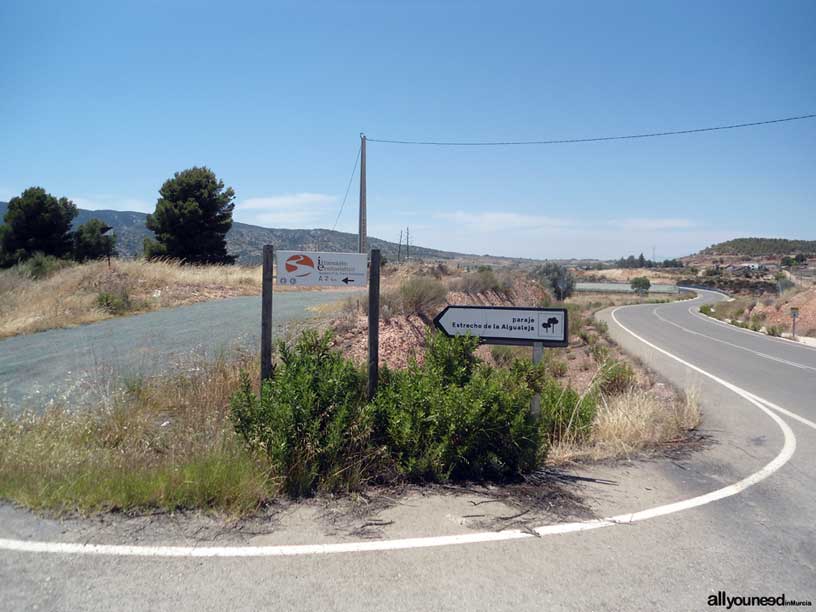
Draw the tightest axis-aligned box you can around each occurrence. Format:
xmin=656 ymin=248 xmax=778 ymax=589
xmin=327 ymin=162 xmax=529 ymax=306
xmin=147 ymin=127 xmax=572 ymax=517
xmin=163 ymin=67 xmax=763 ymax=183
xmin=1 ymin=290 xmax=814 ymax=610
xmin=0 ymin=290 xmax=359 ymax=413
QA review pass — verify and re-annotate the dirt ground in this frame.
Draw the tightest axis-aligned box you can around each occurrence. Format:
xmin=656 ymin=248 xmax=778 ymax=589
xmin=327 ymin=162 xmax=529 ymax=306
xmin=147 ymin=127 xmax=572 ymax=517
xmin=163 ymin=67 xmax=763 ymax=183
xmin=752 ymin=286 xmax=816 ymax=336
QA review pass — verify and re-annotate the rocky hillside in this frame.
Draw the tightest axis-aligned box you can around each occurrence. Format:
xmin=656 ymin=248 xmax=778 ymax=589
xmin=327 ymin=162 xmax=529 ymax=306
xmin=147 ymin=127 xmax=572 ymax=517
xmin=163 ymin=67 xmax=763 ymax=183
xmin=0 ymin=202 xmax=467 ymax=264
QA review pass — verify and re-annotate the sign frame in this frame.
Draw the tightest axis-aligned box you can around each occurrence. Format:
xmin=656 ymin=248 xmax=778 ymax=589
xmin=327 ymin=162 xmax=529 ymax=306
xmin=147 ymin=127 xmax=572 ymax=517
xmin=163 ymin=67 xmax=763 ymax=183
xmin=433 ymin=305 xmax=569 ymax=347
xmin=276 ymin=250 xmax=368 ymax=287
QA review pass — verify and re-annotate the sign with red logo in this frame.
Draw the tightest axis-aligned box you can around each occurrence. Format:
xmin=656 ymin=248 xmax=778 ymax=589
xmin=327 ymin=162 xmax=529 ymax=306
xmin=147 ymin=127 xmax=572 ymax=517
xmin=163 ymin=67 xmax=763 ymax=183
xmin=277 ymin=250 xmax=367 ymax=287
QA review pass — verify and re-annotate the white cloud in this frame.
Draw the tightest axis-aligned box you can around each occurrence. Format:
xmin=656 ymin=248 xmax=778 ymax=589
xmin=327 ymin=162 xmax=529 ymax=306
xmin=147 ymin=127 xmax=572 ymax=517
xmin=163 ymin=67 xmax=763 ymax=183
xmin=384 ymin=206 xmax=737 ymax=259
xmin=610 ymin=218 xmax=695 ymax=231
xmin=433 ymin=211 xmax=573 ymax=233
xmin=235 ymin=192 xmax=338 ymax=229
xmin=239 ymin=193 xmax=335 ymax=210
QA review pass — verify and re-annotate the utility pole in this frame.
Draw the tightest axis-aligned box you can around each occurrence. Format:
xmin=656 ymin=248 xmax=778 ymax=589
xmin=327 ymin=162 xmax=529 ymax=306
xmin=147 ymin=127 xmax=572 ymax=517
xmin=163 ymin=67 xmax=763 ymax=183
xmin=406 ymin=226 xmax=410 ymax=261
xmin=398 ymin=229 xmax=403 ymax=262
xmin=358 ymin=133 xmax=367 ymax=254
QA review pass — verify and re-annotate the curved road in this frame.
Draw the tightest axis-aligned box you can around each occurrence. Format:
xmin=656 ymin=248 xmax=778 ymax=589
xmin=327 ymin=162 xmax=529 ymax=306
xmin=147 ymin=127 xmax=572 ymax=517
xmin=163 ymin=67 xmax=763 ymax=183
xmin=1 ymin=290 xmax=814 ymax=610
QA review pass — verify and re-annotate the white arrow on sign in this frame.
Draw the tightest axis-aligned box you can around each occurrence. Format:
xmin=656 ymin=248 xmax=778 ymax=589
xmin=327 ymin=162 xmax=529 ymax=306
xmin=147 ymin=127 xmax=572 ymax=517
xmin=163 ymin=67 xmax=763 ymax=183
xmin=433 ymin=305 xmax=568 ymax=346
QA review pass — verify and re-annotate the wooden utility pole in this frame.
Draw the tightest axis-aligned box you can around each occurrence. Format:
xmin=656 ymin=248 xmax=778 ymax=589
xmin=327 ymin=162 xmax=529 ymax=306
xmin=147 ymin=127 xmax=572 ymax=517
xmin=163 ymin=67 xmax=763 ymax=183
xmin=406 ymin=226 xmax=410 ymax=261
xmin=261 ymin=245 xmax=274 ymax=381
xmin=398 ymin=229 xmax=403 ymax=262
xmin=367 ymin=249 xmax=381 ymax=400
xmin=358 ymin=133 xmax=367 ymax=254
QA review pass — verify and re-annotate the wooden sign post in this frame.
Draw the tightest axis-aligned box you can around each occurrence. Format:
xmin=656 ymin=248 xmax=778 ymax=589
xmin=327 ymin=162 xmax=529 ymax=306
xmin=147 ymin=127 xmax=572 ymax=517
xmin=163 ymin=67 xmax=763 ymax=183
xmin=367 ymin=249 xmax=381 ymax=401
xmin=261 ymin=245 xmax=274 ymax=381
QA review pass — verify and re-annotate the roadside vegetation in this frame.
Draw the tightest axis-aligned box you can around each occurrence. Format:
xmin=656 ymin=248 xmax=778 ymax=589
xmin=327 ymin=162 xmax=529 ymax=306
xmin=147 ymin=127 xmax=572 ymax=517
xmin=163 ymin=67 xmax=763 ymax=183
xmin=0 ymin=260 xmax=702 ymax=516
xmin=0 ymin=326 xmax=699 ymax=514
xmin=0 ymin=352 xmax=270 ymax=515
xmin=0 ymin=258 xmax=262 ymax=338
xmin=698 ymin=286 xmax=814 ymax=339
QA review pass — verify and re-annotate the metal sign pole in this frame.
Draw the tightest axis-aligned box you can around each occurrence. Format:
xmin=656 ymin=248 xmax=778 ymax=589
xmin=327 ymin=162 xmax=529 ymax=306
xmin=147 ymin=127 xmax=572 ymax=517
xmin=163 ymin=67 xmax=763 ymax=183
xmin=367 ymin=249 xmax=381 ymax=400
xmin=261 ymin=245 xmax=274 ymax=381
xmin=531 ymin=342 xmax=543 ymax=417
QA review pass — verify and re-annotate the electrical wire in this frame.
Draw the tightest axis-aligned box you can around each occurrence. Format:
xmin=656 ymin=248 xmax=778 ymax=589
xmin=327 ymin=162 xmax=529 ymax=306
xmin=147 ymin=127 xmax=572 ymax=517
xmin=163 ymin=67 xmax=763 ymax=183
xmin=366 ymin=113 xmax=816 ymax=146
xmin=331 ymin=143 xmax=361 ymax=231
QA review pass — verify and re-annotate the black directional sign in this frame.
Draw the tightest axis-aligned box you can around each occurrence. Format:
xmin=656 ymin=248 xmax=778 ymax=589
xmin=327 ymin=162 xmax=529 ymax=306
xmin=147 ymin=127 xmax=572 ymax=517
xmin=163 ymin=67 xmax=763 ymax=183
xmin=433 ymin=305 xmax=569 ymax=347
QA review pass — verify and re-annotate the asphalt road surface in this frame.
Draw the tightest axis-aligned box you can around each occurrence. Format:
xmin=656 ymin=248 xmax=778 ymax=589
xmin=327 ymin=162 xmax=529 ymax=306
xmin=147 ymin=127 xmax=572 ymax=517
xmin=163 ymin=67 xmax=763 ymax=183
xmin=1 ymin=289 xmax=814 ymax=611
xmin=0 ymin=290 xmax=359 ymax=413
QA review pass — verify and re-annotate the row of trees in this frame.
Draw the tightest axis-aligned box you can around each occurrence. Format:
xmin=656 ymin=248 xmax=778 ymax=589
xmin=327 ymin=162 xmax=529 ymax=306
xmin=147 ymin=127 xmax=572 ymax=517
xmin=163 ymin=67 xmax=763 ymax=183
xmin=0 ymin=188 xmax=115 ymax=267
xmin=0 ymin=167 xmax=236 ymax=268
xmin=781 ymin=254 xmax=808 ymax=267
xmin=615 ymin=253 xmax=684 ymax=269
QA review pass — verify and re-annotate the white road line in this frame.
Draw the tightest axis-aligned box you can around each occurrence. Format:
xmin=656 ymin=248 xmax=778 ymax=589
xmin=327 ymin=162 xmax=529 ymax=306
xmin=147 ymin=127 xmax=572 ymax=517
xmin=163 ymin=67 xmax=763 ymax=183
xmin=0 ymin=306 xmax=799 ymax=558
xmin=651 ymin=307 xmax=816 ymax=372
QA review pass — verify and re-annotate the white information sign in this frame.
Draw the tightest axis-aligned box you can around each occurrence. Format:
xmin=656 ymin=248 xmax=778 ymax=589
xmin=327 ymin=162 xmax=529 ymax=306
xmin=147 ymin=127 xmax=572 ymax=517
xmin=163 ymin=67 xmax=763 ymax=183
xmin=434 ymin=305 xmax=568 ymax=346
xmin=277 ymin=251 xmax=368 ymax=287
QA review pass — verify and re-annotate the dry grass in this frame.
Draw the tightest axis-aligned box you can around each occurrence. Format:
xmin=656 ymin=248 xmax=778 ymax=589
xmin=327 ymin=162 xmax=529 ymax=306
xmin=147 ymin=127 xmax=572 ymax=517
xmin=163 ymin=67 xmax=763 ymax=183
xmin=577 ymin=267 xmax=683 ymax=284
xmin=548 ymin=388 xmax=701 ymax=464
xmin=0 ymin=351 xmax=275 ymax=515
xmin=0 ymin=259 xmax=262 ymax=338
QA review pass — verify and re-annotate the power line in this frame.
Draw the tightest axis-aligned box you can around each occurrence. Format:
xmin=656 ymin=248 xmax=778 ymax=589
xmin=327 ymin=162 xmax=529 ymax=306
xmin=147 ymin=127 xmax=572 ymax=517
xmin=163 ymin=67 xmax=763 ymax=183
xmin=331 ymin=143 xmax=362 ymax=231
xmin=366 ymin=113 xmax=816 ymax=146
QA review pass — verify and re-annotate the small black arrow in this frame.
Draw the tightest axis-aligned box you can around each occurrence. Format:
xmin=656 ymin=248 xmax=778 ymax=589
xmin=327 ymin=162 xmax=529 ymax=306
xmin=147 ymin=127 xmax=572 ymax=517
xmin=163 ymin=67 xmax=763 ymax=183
xmin=342 ymin=277 xmax=354 ymax=284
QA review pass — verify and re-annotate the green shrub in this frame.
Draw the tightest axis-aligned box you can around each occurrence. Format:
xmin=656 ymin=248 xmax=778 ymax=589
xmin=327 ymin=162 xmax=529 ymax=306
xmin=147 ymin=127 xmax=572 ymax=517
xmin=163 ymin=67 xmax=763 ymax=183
xmin=424 ymin=331 xmax=480 ymax=386
xmin=565 ymin=303 xmax=584 ymax=338
xmin=373 ymin=368 xmax=541 ymax=481
xmin=490 ymin=345 xmax=567 ymax=378
xmin=97 ymin=288 xmax=132 ymax=314
xmin=490 ymin=345 xmax=519 ymax=367
xmin=538 ymin=379 xmax=597 ymax=442
xmin=453 ymin=269 xmax=512 ymax=296
xmin=630 ymin=276 xmax=651 ymax=294
xmin=371 ymin=333 xmax=542 ymax=481
xmin=230 ymin=331 xmax=373 ymax=497
xmin=598 ymin=359 xmax=635 ymax=395
xmin=699 ymin=304 xmax=714 ymax=316
xmin=229 ymin=330 xmax=600 ymax=495
xmin=389 ymin=277 xmax=448 ymax=315
xmin=531 ymin=263 xmax=575 ymax=301
xmin=589 ymin=343 xmax=610 ymax=364
xmin=547 ymin=357 xmax=568 ymax=378
xmin=17 ymin=253 xmax=72 ymax=280
xmin=594 ymin=319 xmax=609 ymax=335
xmin=767 ymin=325 xmax=782 ymax=337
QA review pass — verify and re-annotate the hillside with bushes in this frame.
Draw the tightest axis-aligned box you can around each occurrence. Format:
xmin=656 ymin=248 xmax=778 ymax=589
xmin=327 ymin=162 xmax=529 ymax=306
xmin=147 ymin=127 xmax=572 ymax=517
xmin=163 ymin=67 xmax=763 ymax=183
xmin=701 ymin=237 xmax=816 ymax=257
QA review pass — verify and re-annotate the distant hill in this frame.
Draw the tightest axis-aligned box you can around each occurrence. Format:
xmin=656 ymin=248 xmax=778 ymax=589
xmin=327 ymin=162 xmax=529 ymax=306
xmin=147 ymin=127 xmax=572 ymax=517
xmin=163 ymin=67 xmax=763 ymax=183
xmin=0 ymin=202 xmax=466 ymax=264
xmin=701 ymin=238 xmax=816 ymax=258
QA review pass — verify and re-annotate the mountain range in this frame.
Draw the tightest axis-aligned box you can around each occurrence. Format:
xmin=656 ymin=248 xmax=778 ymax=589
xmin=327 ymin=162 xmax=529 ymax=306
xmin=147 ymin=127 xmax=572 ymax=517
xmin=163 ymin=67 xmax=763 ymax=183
xmin=0 ymin=202 xmax=466 ymax=264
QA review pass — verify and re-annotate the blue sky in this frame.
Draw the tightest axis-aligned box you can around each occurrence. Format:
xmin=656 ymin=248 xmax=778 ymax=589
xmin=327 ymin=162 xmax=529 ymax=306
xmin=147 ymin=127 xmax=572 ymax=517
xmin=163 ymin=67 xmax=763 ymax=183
xmin=1 ymin=0 xmax=814 ymax=259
